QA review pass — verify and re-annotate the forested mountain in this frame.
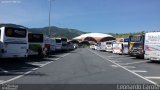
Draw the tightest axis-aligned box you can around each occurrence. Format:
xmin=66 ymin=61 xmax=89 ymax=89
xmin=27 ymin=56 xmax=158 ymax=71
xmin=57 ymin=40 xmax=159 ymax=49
xmin=0 ymin=23 xmax=147 ymax=39
xmin=0 ymin=24 xmax=85 ymax=39
xmin=29 ymin=26 xmax=85 ymax=39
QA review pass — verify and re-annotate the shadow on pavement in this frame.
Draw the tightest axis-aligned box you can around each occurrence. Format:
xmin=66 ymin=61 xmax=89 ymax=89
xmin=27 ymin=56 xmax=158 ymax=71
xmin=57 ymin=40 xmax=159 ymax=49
xmin=0 ymin=49 xmax=77 ymax=76
xmin=27 ymin=56 xmax=53 ymax=62
xmin=0 ymin=71 xmax=46 ymax=76
xmin=0 ymin=57 xmax=52 ymax=76
xmin=130 ymin=57 xmax=145 ymax=60
xmin=147 ymin=60 xmax=160 ymax=64
xmin=0 ymin=59 xmax=40 ymax=76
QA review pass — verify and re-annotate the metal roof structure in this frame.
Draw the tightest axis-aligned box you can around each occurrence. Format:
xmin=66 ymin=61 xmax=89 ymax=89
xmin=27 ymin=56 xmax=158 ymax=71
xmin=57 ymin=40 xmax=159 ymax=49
xmin=73 ymin=33 xmax=114 ymax=43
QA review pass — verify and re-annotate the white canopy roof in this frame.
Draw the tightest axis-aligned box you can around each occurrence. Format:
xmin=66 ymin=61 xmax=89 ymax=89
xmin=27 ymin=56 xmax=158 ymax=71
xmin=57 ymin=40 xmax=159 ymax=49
xmin=73 ymin=33 xmax=113 ymax=40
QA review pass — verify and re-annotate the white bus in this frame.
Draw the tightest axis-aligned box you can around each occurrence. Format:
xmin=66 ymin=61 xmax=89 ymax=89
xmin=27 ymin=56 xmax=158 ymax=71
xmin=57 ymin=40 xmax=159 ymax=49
xmin=100 ymin=42 xmax=107 ymax=51
xmin=112 ymin=42 xmax=123 ymax=54
xmin=28 ymin=33 xmax=44 ymax=56
xmin=120 ymin=38 xmax=129 ymax=54
xmin=67 ymin=41 xmax=74 ymax=50
xmin=55 ymin=38 xmax=62 ymax=51
xmin=50 ymin=38 xmax=56 ymax=53
xmin=95 ymin=43 xmax=101 ymax=50
xmin=0 ymin=26 xmax=28 ymax=58
xmin=144 ymin=32 xmax=160 ymax=61
xmin=106 ymin=41 xmax=115 ymax=52
xmin=44 ymin=37 xmax=51 ymax=55
xmin=61 ymin=38 xmax=68 ymax=51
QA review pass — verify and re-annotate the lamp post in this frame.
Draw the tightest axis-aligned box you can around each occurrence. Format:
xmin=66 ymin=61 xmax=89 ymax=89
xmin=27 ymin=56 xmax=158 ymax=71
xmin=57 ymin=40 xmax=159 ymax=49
xmin=48 ymin=0 xmax=52 ymax=37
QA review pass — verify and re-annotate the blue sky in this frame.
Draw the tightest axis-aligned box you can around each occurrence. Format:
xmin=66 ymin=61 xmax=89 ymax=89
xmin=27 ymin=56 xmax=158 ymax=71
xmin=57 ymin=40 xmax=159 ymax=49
xmin=0 ymin=0 xmax=160 ymax=33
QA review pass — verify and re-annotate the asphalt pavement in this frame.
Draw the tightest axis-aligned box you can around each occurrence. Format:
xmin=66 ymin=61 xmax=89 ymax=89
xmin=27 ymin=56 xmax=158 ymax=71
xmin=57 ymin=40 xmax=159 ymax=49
xmin=0 ymin=48 xmax=160 ymax=90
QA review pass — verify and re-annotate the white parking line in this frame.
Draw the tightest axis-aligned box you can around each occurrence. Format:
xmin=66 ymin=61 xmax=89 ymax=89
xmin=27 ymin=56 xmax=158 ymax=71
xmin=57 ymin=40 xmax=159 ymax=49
xmin=124 ymin=61 xmax=147 ymax=65
xmin=0 ymin=53 xmax=71 ymax=84
xmin=116 ymin=61 xmax=147 ymax=66
xmin=110 ymin=65 xmax=119 ymax=67
xmin=32 ymin=68 xmax=39 ymax=71
xmin=0 ymin=80 xmax=4 ymax=83
xmin=145 ymin=77 xmax=160 ymax=79
xmin=39 ymin=61 xmax=54 ymax=68
xmin=131 ymin=70 xmax=147 ymax=73
xmin=123 ymin=66 xmax=135 ymax=68
xmin=0 ymin=68 xmax=8 ymax=73
xmin=112 ymin=57 xmax=134 ymax=60
xmin=31 ymin=63 xmax=46 ymax=66
xmin=54 ymin=58 xmax=60 ymax=60
xmin=116 ymin=63 xmax=127 ymax=65
xmin=61 ymin=53 xmax=71 ymax=58
xmin=105 ymin=56 xmax=122 ymax=58
xmin=112 ymin=61 xmax=122 ymax=63
xmin=48 ymin=58 xmax=59 ymax=61
xmin=88 ymin=49 xmax=159 ymax=86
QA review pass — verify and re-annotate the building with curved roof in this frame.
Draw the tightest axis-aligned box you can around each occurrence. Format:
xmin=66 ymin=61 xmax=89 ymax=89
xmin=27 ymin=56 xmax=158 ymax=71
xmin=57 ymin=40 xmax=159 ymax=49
xmin=73 ymin=33 xmax=115 ymax=43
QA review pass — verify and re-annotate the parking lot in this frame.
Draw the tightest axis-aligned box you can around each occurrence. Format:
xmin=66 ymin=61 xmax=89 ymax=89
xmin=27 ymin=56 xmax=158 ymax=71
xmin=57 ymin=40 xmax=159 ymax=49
xmin=0 ymin=48 xmax=160 ymax=90
xmin=0 ymin=50 xmax=72 ymax=84
xmin=90 ymin=49 xmax=160 ymax=85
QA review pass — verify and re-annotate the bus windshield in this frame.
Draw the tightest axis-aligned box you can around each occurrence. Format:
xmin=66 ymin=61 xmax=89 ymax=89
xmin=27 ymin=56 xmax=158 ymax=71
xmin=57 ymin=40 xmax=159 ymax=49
xmin=130 ymin=36 xmax=143 ymax=42
xmin=28 ymin=34 xmax=43 ymax=43
xmin=56 ymin=39 xmax=61 ymax=43
xmin=133 ymin=43 xmax=141 ymax=47
xmin=5 ymin=27 xmax=27 ymax=38
xmin=106 ymin=42 xmax=112 ymax=44
xmin=61 ymin=38 xmax=67 ymax=41
xmin=124 ymin=38 xmax=129 ymax=42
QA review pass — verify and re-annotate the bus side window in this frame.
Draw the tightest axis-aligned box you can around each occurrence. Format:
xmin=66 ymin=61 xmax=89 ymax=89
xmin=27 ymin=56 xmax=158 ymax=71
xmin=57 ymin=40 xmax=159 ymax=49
xmin=0 ymin=29 xmax=1 ymax=40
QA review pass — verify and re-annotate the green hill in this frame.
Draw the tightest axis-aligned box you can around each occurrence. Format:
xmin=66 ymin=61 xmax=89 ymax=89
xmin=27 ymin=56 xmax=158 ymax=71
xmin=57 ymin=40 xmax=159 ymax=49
xmin=29 ymin=26 xmax=85 ymax=39
xmin=0 ymin=23 xmax=85 ymax=39
xmin=0 ymin=23 xmax=146 ymax=39
xmin=113 ymin=31 xmax=145 ymax=38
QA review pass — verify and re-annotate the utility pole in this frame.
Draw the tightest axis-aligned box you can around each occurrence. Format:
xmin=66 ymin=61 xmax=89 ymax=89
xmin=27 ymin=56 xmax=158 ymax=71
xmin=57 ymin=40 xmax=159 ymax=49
xmin=48 ymin=0 xmax=52 ymax=37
